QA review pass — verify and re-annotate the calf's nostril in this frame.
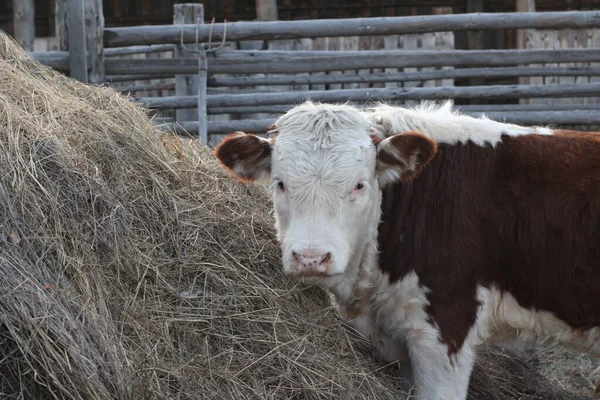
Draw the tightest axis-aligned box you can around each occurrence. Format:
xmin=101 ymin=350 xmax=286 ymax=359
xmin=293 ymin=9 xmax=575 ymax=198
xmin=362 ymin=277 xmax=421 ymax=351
xmin=320 ymin=253 xmax=331 ymax=265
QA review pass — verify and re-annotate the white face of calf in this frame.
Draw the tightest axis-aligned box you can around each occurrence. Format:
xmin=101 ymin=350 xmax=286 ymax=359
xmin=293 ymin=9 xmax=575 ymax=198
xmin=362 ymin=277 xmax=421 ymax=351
xmin=270 ymin=122 xmax=378 ymax=280
xmin=214 ymin=102 xmax=437 ymax=287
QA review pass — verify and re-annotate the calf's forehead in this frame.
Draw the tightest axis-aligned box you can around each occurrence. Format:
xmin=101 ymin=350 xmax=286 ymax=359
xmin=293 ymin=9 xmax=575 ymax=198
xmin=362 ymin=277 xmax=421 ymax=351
xmin=268 ymin=101 xmax=377 ymax=179
xmin=273 ymin=136 xmax=377 ymax=180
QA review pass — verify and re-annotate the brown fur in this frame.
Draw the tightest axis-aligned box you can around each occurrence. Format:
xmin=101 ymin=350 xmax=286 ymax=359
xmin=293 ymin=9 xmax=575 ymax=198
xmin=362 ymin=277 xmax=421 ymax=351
xmin=378 ymin=132 xmax=600 ymax=355
xmin=213 ymin=132 xmax=272 ymax=183
xmin=375 ymin=131 xmax=438 ymax=182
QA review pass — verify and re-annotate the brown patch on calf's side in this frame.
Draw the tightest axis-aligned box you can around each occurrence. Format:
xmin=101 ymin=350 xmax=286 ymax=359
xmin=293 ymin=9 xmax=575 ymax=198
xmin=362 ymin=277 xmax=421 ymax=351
xmin=378 ymin=132 xmax=600 ymax=356
xmin=213 ymin=132 xmax=272 ymax=183
xmin=491 ymin=132 xmax=600 ymax=328
xmin=553 ymin=129 xmax=600 ymax=141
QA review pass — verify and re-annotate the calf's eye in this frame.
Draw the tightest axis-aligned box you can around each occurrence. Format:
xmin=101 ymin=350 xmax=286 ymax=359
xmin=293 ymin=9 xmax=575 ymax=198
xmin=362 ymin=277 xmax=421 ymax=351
xmin=355 ymin=183 xmax=364 ymax=191
xmin=278 ymin=181 xmax=285 ymax=191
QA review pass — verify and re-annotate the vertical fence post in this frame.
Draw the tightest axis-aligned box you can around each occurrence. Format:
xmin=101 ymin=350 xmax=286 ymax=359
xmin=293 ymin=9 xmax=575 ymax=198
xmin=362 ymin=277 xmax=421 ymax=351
xmin=198 ymin=53 xmax=208 ymax=144
xmin=174 ymin=4 xmax=203 ymax=123
xmin=55 ymin=0 xmax=67 ymax=51
xmin=56 ymin=0 xmax=104 ymax=83
xmin=64 ymin=0 xmax=88 ymax=82
xmin=85 ymin=0 xmax=105 ymax=83
xmin=12 ymin=0 xmax=35 ymax=51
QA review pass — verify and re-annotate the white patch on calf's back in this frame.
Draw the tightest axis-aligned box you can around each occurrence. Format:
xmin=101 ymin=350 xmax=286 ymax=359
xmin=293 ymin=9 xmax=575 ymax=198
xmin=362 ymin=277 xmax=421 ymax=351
xmin=475 ymin=286 xmax=600 ymax=356
xmin=536 ymin=127 xmax=554 ymax=136
xmin=369 ymin=101 xmax=555 ymax=147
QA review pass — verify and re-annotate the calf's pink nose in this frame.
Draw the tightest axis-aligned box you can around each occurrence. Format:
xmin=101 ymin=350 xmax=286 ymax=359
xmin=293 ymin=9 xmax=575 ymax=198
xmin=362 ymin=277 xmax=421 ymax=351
xmin=291 ymin=250 xmax=332 ymax=274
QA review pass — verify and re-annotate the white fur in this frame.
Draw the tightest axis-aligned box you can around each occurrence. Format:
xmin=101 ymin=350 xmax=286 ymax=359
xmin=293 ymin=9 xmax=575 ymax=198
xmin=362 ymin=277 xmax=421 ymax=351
xmin=368 ymin=100 xmax=553 ymax=147
xmin=475 ymin=286 xmax=600 ymax=356
xmin=368 ymin=271 xmax=475 ymax=399
xmin=270 ymin=101 xmax=380 ymax=286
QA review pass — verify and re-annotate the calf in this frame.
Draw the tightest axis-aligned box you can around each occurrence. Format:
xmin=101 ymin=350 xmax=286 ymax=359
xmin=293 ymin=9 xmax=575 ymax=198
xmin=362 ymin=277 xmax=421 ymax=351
xmin=214 ymin=101 xmax=600 ymax=399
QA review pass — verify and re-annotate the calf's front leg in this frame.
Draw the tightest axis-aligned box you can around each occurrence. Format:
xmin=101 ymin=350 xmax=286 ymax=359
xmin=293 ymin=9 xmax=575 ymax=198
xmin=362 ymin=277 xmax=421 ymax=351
xmin=406 ymin=322 xmax=475 ymax=400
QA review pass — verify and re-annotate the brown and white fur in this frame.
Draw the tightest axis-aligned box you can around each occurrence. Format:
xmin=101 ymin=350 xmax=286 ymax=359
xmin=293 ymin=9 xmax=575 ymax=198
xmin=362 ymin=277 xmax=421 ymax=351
xmin=214 ymin=101 xmax=600 ymax=399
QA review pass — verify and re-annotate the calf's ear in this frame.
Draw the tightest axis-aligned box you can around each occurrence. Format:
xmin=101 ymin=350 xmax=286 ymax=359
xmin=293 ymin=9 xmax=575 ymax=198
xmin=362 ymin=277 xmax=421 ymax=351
xmin=213 ymin=131 xmax=273 ymax=184
xmin=372 ymin=131 xmax=437 ymax=186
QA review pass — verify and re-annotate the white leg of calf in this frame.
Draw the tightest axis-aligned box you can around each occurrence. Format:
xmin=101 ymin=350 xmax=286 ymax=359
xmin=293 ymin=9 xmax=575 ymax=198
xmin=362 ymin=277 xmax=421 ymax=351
xmin=406 ymin=325 xmax=475 ymax=400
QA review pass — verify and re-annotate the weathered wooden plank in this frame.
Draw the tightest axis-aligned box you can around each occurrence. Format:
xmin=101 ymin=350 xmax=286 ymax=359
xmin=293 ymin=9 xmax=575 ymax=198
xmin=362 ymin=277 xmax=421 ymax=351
xmin=104 ymin=44 xmax=175 ymax=57
xmin=55 ymin=0 xmax=68 ymax=51
xmin=163 ymin=119 xmax=277 ymax=135
xmin=207 ymin=66 xmax=600 ymax=87
xmin=163 ymin=110 xmax=600 ymax=135
xmin=104 ymin=11 xmax=600 ymax=47
xmin=137 ymin=82 xmax=600 ymax=109
xmin=104 ymin=49 xmax=600 ymax=75
xmin=105 ymin=73 xmax=175 ymax=82
xmin=174 ymin=3 xmax=203 ymax=123
xmin=114 ymin=82 xmax=175 ymax=92
xmin=208 ymin=105 xmax=294 ymax=114
xmin=29 ymin=51 xmax=70 ymax=70
xmin=198 ymin=59 xmax=208 ymax=144
xmin=65 ymin=0 xmax=87 ymax=82
xmin=12 ymin=0 xmax=35 ymax=51
xmin=208 ymin=48 xmax=600 ymax=59
xmin=206 ymin=103 xmax=600 ymax=115
xmin=39 ymin=52 xmax=600 ymax=79
xmin=85 ymin=0 xmax=105 ymax=83
xmin=461 ymin=103 xmax=600 ymax=112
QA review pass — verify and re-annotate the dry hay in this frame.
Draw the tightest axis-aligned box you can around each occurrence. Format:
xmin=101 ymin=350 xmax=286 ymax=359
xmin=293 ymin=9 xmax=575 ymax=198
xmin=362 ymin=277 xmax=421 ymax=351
xmin=0 ymin=32 xmax=596 ymax=400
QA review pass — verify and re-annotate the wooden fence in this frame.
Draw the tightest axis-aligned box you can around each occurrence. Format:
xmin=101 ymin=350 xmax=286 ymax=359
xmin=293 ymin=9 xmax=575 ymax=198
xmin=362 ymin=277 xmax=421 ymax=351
xmin=22 ymin=3 xmax=600 ymax=145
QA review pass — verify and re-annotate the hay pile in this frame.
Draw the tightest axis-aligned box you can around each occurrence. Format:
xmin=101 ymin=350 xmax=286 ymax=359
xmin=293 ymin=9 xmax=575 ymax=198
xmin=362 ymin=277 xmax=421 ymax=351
xmin=0 ymin=32 xmax=595 ymax=399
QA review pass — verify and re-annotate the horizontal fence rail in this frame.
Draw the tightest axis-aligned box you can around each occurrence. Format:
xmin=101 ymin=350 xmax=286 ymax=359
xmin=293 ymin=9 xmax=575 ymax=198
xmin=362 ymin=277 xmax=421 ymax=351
xmin=91 ymin=49 xmax=600 ymax=75
xmin=162 ymin=110 xmax=600 ymax=136
xmin=116 ymin=82 xmax=175 ymax=93
xmin=103 ymin=11 xmax=600 ymax=47
xmin=116 ymin=48 xmax=600 ymax=74
xmin=207 ymin=66 xmax=600 ymax=87
xmin=106 ymin=73 xmax=175 ymax=82
xmin=104 ymin=44 xmax=175 ymax=57
xmin=29 ymin=51 xmax=70 ymax=70
xmin=205 ymin=103 xmax=600 ymax=115
xmin=136 ymin=83 xmax=600 ymax=109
